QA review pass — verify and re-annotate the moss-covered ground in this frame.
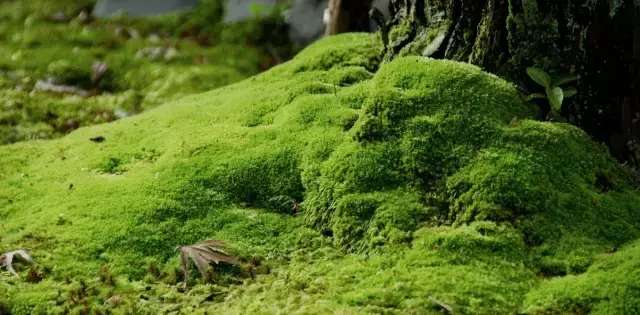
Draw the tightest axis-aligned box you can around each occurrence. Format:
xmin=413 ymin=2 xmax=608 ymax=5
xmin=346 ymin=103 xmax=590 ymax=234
xmin=0 ymin=0 xmax=288 ymax=145
xmin=1 ymin=30 xmax=640 ymax=314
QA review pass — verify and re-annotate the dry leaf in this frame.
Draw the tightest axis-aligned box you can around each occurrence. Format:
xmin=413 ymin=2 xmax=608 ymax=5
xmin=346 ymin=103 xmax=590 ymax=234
xmin=0 ymin=249 xmax=34 ymax=277
xmin=177 ymin=240 xmax=239 ymax=288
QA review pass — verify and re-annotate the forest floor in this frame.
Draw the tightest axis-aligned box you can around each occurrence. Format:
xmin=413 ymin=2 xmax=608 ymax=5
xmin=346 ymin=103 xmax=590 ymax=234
xmin=1 ymin=2 xmax=640 ymax=315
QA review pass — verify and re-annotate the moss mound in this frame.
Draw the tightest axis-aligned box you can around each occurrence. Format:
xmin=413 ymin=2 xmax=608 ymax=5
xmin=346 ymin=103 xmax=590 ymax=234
xmin=1 ymin=33 xmax=639 ymax=314
xmin=524 ymin=238 xmax=640 ymax=314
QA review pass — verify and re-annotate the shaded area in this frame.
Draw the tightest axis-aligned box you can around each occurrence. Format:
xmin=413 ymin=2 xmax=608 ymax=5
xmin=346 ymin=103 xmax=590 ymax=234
xmin=374 ymin=0 xmax=640 ymax=167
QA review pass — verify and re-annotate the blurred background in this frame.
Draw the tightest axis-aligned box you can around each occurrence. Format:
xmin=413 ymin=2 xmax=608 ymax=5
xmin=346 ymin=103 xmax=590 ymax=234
xmin=0 ymin=0 xmax=389 ymax=145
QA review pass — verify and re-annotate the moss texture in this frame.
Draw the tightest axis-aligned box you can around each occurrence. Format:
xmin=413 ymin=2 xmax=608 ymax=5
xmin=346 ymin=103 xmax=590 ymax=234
xmin=1 ymin=33 xmax=639 ymax=314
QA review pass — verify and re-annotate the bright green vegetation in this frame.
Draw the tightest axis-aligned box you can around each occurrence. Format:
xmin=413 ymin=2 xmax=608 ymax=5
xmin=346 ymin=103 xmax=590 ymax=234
xmin=0 ymin=0 xmax=288 ymax=145
xmin=1 ymin=32 xmax=640 ymax=314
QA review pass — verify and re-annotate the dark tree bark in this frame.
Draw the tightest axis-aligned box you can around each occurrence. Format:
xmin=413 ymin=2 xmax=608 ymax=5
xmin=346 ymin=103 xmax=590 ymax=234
xmin=325 ymin=0 xmax=373 ymax=35
xmin=370 ymin=0 xmax=640 ymax=166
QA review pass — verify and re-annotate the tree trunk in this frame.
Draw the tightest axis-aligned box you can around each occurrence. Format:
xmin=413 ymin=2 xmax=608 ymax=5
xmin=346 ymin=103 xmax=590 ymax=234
xmin=325 ymin=0 xmax=373 ymax=35
xmin=375 ymin=0 xmax=640 ymax=166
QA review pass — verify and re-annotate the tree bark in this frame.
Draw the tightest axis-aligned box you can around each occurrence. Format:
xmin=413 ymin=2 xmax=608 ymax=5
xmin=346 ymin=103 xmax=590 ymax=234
xmin=377 ymin=0 xmax=640 ymax=166
xmin=325 ymin=0 xmax=373 ymax=35
xmin=325 ymin=0 xmax=344 ymax=35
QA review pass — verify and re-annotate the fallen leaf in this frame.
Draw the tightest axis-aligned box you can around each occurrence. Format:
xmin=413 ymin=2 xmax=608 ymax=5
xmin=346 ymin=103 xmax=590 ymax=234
xmin=0 ymin=249 xmax=34 ymax=277
xmin=177 ymin=240 xmax=239 ymax=289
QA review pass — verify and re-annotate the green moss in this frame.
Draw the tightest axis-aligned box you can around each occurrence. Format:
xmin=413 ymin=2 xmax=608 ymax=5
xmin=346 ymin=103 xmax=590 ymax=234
xmin=215 ymin=223 xmax=534 ymax=314
xmin=524 ymin=239 xmax=640 ymax=314
xmin=291 ymin=33 xmax=382 ymax=72
xmin=305 ymin=57 xmax=534 ymax=236
xmin=1 ymin=33 xmax=640 ymax=314
xmin=331 ymin=190 xmax=432 ymax=250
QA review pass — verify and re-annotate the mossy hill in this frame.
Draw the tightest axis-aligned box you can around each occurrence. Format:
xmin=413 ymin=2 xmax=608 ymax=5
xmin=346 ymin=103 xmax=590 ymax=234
xmin=1 ymin=33 xmax=639 ymax=314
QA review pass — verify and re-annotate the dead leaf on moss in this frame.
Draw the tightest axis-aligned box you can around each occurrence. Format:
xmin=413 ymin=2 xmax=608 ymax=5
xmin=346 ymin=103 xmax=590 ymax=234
xmin=177 ymin=240 xmax=239 ymax=289
xmin=0 ymin=249 xmax=34 ymax=277
xmin=34 ymin=79 xmax=92 ymax=97
xmin=91 ymin=61 xmax=109 ymax=84
xmin=428 ymin=296 xmax=454 ymax=314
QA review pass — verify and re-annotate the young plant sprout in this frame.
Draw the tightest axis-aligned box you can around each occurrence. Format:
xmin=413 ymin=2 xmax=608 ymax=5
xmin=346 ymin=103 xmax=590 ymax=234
xmin=526 ymin=67 xmax=578 ymax=118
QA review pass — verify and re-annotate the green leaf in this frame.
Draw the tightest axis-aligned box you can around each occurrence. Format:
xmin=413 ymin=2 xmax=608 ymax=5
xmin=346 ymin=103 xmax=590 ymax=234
xmin=526 ymin=93 xmax=546 ymax=101
xmin=526 ymin=67 xmax=551 ymax=88
xmin=546 ymin=87 xmax=564 ymax=111
xmin=563 ymin=88 xmax=578 ymax=98
xmin=553 ymin=74 xmax=578 ymax=86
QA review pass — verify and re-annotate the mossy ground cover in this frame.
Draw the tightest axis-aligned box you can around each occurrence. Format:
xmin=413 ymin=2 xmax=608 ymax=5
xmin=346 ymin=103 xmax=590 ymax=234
xmin=1 ymin=32 xmax=640 ymax=314
xmin=0 ymin=0 xmax=287 ymax=145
